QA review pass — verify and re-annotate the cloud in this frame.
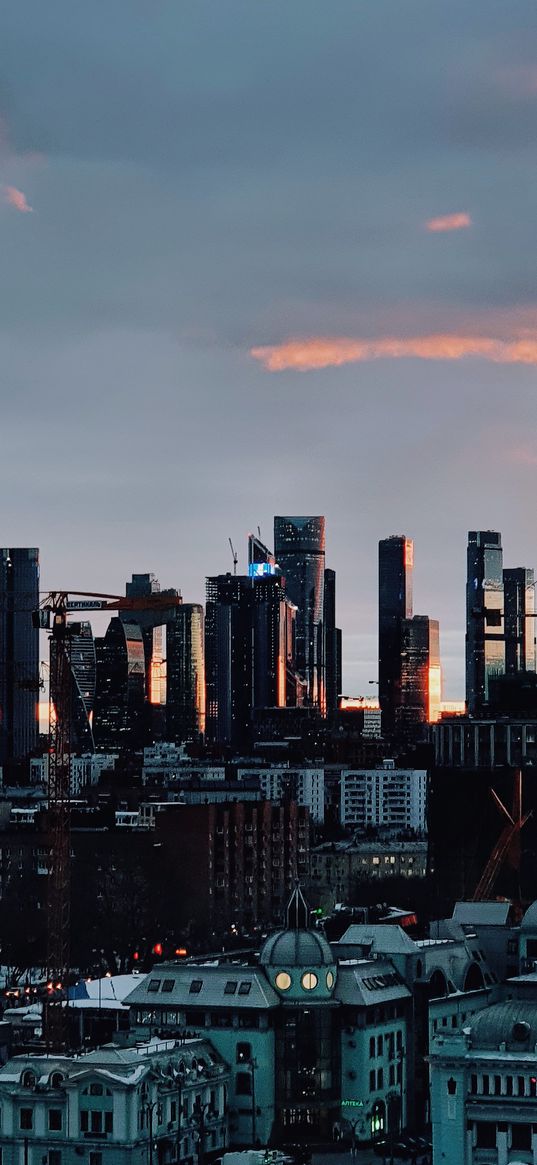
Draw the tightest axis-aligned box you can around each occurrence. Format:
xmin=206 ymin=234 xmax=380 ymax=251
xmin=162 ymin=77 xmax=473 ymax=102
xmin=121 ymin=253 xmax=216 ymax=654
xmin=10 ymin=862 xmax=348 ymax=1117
xmin=250 ymin=333 xmax=537 ymax=372
xmin=3 ymin=185 xmax=33 ymax=213
xmin=425 ymin=212 xmax=471 ymax=233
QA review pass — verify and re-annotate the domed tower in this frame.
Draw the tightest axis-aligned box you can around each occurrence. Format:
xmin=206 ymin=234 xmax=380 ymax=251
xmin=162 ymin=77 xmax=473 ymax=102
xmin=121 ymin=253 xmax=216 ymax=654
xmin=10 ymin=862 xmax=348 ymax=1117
xmin=260 ymin=884 xmax=337 ymax=1000
xmin=259 ymin=884 xmax=339 ymax=1139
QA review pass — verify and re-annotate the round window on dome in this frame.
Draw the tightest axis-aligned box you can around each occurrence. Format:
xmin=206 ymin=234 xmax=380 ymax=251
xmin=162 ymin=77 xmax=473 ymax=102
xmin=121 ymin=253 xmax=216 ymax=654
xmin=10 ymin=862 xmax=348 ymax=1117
xmin=275 ymin=971 xmax=292 ymax=991
xmin=326 ymin=970 xmax=334 ymax=989
xmin=302 ymin=971 xmax=318 ymax=991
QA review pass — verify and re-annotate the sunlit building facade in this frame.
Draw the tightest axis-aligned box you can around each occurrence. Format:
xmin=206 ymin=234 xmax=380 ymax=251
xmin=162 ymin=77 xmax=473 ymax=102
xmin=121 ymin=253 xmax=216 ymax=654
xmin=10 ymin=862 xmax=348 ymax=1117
xmin=400 ymin=614 xmax=441 ymax=726
xmin=274 ymin=516 xmax=326 ymax=712
xmin=166 ymin=603 xmax=205 ymax=743
xmin=466 ymin=531 xmax=505 ymax=715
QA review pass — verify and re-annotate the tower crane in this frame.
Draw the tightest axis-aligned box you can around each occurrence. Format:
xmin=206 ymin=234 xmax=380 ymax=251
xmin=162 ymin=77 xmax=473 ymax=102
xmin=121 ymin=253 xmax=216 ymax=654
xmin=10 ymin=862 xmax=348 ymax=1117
xmin=228 ymin=539 xmax=238 ymax=576
xmin=34 ymin=589 xmax=182 ymax=1048
xmin=472 ymin=769 xmax=532 ymax=902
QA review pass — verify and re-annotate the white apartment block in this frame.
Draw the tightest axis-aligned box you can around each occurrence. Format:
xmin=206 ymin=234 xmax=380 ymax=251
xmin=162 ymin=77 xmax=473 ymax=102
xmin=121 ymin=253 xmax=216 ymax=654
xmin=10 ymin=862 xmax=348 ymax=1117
xmin=237 ymin=765 xmax=325 ymax=823
xmin=340 ymin=760 xmax=427 ymax=831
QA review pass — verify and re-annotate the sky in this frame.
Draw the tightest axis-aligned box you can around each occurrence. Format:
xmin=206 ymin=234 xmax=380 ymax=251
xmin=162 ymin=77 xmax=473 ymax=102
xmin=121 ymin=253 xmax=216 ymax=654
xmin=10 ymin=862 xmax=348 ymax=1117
xmin=1 ymin=0 xmax=537 ymax=700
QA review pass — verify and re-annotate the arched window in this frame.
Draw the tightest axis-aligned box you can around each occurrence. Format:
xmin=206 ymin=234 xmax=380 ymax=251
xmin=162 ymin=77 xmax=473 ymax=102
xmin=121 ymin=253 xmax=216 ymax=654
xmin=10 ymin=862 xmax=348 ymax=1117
xmin=370 ymin=1100 xmax=385 ymax=1138
xmin=21 ymin=1070 xmax=37 ymax=1089
xmin=463 ymin=963 xmax=485 ymax=992
xmin=429 ymin=969 xmax=448 ymax=997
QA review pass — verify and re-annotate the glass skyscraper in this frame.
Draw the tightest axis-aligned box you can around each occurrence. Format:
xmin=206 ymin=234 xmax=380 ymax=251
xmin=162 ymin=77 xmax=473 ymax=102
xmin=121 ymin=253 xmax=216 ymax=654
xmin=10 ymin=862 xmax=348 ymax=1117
xmin=466 ymin=530 xmax=505 ymax=715
xmin=0 ymin=547 xmax=40 ymax=768
xmin=166 ymin=604 xmax=205 ymax=743
xmin=273 ymin=516 xmax=326 ymax=712
xmin=93 ymin=618 xmax=146 ymax=750
xmin=378 ymin=535 xmax=414 ymax=732
xmin=51 ymin=620 xmax=96 ymax=753
xmin=400 ymin=614 xmax=441 ymax=727
xmin=503 ymin=567 xmax=536 ymax=675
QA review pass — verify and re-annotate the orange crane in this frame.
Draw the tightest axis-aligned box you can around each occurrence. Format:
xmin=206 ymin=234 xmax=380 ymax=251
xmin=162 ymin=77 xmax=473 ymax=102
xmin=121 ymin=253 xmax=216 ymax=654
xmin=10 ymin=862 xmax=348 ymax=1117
xmin=34 ymin=589 xmax=182 ymax=1047
xmin=472 ymin=769 xmax=532 ymax=902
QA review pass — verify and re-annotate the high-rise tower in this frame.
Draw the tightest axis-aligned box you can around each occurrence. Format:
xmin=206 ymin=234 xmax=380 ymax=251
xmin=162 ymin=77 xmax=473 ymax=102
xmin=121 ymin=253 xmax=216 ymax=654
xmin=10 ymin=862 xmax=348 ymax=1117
xmin=503 ymin=567 xmax=536 ymax=675
xmin=51 ymin=620 xmax=96 ymax=753
xmin=273 ymin=516 xmax=326 ymax=711
xmin=0 ymin=548 xmax=40 ymax=768
xmin=378 ymin=535 xmax=413 ymax=732
xmin=166 ymin=604 xmax=205 ymax=743
xmin=466 ymin=530 xmax=505 ymax=715
xmin=324 ymin=568 xmax=341 ymax=722
xmin=93 ymin=618 xmax=146 ymax=751
xmin=400 ymin=615 xmax=441 ymax=727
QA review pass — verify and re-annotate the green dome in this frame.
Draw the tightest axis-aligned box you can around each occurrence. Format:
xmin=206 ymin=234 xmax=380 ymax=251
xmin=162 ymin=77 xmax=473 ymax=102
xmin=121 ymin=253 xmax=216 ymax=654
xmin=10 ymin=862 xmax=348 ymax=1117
xmin=468 ymin=1002 xmax=537 ymax=1050
xmin=260 ymin=928 xmax=334 ymax=968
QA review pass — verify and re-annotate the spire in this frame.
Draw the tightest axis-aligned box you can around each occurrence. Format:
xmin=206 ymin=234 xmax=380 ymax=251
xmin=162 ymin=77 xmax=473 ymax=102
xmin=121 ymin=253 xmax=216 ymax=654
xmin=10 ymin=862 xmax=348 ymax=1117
xmin=285 ymin=881 xmax=310 ymax=930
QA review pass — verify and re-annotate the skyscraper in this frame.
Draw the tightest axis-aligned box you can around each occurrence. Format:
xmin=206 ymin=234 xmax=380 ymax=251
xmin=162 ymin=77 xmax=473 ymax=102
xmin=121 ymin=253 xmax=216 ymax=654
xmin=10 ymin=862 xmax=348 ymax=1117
xmin=93 ymin=618 xmax=145 ymax=751
xmin=324 ymin=568 xmax=341 ymax=722
xmin=121 ymin=573 xmax=163 ymax=705
xmin=400 ymin=615 xmax=441 ymax=727
xmin=51 ymin=620 xmax=96 ymax=753
xmin=0 ymin=548 xmax=40 ymax=768
xmin=378 ymin=535 xmax=413 ymax=732
xmin=273 ymin=516 xmax=326 ymax=711
xmin=503 ymin=567 xmax=536 ymax=675
xmin=466 ymin=530 xmax=505 ymax=715
xmin=166 ymin=604 xmax=205 ymax=743
xmin=205 ymin=572 xmax=296 ymax=747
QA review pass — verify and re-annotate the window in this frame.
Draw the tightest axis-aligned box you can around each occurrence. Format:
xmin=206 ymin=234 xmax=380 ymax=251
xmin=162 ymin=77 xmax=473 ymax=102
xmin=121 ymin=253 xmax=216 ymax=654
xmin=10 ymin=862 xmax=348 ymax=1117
xmin=369 ymin=1070 xmax=375 ymax=1091
xmin=236 ymin=1072 xmax=252 ymax=1096
xmin=301 ymin=972 xmax=318 ymax=991
xmin=20 ymin=1109 xmax=33 ymax=1130
xmin=147 ymin=979 xmax=161 ymax=993
xmin=377 ymin=1069 xmax=383 ymax=1090
xmin=369 ymin=1037 xmax=375 ymax=1059
xmin=511 ymin=1124 xmax=531 ymax=1151
xmin=89 ymin=1083 xmax=103 ymax=1096
xmin=494 ymin=1076 xmax=501 ymax=1096
xmin=275 ymin=972 xmax=291 ymax=991
xmin=49 ymin=1153 xmax=61 ymax=1165
xmin=224 ymin=981 xmax=238 ymax=995
xmin=377 ymin=1035 xmax=383 ymax=1056
xmin=189 ymin=980 xmax=203 ymax=994
xmin=475 ymin=1122 xmax=496 ymax=1149
xmin=162 ymin=980 xmax=174 ymax=993
xmin=517 ymin=1076 xmax=525 ymax=1097
xmin=237 ymin=1043 xmax=251 ymax=1064
xmin=89 ymin=1154 xmax=102 ymax=1165
xmin=470 ymin=1074 xmax=477 ymax=1094
xmin=238 ymin=981 xmax=251 ymax=996
xmin=506 ymin=1076 xmax=513 ymax=1096
xmin=389 ymin=1065 xmax=395 ymax=1086
xmin=482 ymin=1075 xmax=490 ymax=1096
xmin=49 ymin=1109 xmax=62 ymax=1131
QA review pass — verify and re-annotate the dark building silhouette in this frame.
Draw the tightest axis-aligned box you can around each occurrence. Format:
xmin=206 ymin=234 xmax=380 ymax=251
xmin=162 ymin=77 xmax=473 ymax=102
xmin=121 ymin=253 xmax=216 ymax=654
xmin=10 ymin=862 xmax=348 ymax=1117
xmin=120 ymin=573 xmax=163 ymax=706
xmin=324 ymin=568 xmax=341 ymax=722
xmin=205 ymin=573 xmax=297 ymax=748
xmin=400 ymin=615 xmax=441 ymax=728
xmin=166 ymin=604 xmax=205 ymax=743
xmin=51 ymin=620 xmax=96 ymax=753
xmin=466 ymin=531 xmax=505 ymax=715
xmin=248 ymin=533 xmax=275 ymax=573
xmin=0 ymin=548 xmax=39 ymax=768
xmin=378 ymin=535 xmax=413 ymax=732
xmin=504 ymin=567 xmax=536 ymax=676
xmin=274 ymin=516 xmax=326 ymax=712
xmin=93 ymin=618 xmax=145 ymax=751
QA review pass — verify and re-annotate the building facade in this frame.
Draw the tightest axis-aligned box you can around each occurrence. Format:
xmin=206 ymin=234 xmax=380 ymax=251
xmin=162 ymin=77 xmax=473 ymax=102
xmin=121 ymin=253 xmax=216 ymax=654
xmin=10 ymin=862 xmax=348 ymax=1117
xmin=166 ymin=604 xmax=205 ymax=744
xmin=273 ymin=517 xmax=326 ymax=713
xmin=504 ymin=566 xmax=536 ymax=676
xmin=340 ymin=761 xmax=427 ymax=832
xmin=93 ymin=618 xmax=146 ymax=751
xmin=400 ymin=615 xmax=441 ymax=727
xmin=378 ymin=536 xmax=413 ymax=734
xmin=466 ymin=531 xmax=505 ymax=715
xmin=0 ymin=548 xmax=40 ymax=770
xmin=0 ymin=1037 xmax=229 ymax=1165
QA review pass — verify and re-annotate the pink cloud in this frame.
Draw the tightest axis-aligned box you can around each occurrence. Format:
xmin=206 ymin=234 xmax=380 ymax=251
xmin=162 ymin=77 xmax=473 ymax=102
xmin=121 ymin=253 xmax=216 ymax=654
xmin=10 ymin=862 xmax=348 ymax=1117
xmin=3 ymin=185 xmax=33 ymax=213
xmin=250 ymin=333 xmax=537 ymax=372
xmin=425 ymin=212 xmax=471 ymax=233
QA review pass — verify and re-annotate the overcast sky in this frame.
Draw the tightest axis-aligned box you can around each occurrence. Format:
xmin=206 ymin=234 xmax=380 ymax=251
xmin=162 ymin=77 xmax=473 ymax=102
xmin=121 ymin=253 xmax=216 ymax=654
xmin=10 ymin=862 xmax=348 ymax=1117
xmin=2 ymin=0 xmax=537 ymax=698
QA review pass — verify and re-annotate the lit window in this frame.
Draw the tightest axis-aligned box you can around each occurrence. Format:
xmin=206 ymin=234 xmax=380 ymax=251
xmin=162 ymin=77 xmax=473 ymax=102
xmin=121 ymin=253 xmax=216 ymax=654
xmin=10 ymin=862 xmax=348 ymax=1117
xmin=326 ymin=971 xmax=334 ymax=989
xmin=275 ymin=972 xmax=291 ymax=991
xmin=301 ymin=972 xmax=318 ymax=991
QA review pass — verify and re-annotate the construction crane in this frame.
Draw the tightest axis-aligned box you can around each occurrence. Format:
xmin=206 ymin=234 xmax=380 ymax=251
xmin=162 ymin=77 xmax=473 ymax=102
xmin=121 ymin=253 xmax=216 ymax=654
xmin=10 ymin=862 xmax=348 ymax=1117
xmin=472 ymin=769 xmax=532 ymax=902
xmin=228 ymin=539 xmax=238 ymax=576
xmin=34 ymin=589 xmax=182 ymax=1048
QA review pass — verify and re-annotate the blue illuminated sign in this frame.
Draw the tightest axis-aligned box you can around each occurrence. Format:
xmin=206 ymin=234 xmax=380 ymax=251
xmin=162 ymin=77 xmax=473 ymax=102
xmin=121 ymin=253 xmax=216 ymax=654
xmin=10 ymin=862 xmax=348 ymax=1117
xmin=248 ymin=563 xmax=275 ymax=577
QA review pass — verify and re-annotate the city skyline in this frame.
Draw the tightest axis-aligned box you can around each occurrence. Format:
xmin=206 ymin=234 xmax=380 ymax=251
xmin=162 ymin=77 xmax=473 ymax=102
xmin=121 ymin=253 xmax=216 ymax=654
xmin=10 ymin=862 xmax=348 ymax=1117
xmin=3 ymin=1 xmax=537 ymax=702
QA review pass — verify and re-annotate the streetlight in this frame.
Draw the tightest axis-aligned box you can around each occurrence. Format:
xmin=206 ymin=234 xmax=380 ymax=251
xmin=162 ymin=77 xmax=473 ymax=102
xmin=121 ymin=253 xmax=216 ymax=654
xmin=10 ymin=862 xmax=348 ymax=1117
xmin=248 ymin=1058 xmax=258 ymax=1147
xmin=142 ymin=1099 xmax=160 ymax=1165
xmin=190 ymin=1097 xmax=216 ymax=1165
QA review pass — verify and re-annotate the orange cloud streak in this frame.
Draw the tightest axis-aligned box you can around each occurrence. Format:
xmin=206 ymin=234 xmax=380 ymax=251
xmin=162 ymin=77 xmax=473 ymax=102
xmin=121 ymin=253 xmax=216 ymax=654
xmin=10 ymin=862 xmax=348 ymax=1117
xmin=250 ymin=334 xmax=537 ymax=372
xmin=425 ymin=212 xmax=471 ymax=233
xmin=3 ymin=185 xmax=33 ymax=213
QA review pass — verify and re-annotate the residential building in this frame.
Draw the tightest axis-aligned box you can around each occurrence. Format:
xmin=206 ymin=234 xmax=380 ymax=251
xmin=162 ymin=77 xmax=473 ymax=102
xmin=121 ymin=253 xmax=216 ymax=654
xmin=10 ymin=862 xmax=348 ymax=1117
xmin=237 ymin=764 xmax=325 ymax=823
xmin=466 ymin=531 xmax=505 ymax=715
xmin=273 ymin=516 xmax=326 ymax=712
xmin=309 ymin=837 xmax=428 ymax=908
xmin=0 ymin=548 xmax=39 ymax=771
xmin=340 ymin=761 xmax=427 ymax=832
